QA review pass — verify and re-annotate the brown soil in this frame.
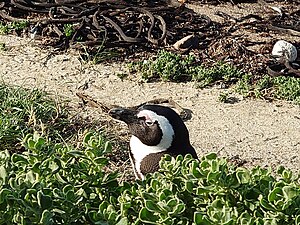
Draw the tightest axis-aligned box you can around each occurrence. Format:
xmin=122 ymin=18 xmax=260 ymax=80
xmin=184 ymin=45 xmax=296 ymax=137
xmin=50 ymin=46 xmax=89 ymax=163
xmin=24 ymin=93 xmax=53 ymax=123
xmin=0 ymin=1 xmax=299 ymax=174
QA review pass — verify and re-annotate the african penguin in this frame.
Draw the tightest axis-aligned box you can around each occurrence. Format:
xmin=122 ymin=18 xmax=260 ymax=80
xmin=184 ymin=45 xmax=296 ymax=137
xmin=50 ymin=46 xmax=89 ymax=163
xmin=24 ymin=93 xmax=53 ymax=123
xmin=109 ymin=104 xmax=198 ymax=180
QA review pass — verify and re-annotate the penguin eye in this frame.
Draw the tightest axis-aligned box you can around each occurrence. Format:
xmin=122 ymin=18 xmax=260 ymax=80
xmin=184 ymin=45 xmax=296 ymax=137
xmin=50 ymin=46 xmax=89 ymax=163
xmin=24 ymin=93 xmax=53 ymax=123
xmin=145 ymin=120 xmax=155 ymax=126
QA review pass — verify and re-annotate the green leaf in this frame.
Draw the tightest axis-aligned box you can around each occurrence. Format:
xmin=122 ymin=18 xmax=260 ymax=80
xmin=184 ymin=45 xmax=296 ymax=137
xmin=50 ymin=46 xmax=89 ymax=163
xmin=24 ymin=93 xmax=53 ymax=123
xmin=0 ymin=165 xmax=7 ymax=182
xmin=145 ymin=200 xmax=161 ymax=212
xmin=200 ymin=161 xmax=210 ymax=171
xmin=296 ymin=215 xmax=300 ymax=225
xmin=88 ymin=210 xmax=102 ymax=222
xmin=139 ymin=207 xmax=159 ymax=224
xmin=104 ymin=204 xmax=116 ymax=219
xmin=171 ymin=203 xmax=185 ymax=215
xmin=40 ymin=210 xmax=53 ymax=225
xmin=94 ymin=157 xmax=108 ymax=165
xmin=142 ymin=192 xmax=156 ymax=201
xmin=107 ymin=210 xmax=117 ymax=222
xmin=31 ymin=162 xmax=41 ymax=173
xmin=104 ymin=141 xmax=112 ymax=153
xmin=34 ymin=137 xmax=46 ymax=150
xmin=185 ymin=180 xmax=193 ymax=193
xmin=211 ymin=160 xmax=219 ymax=172
xmin=191 ymin=161 xmax=202 ymax=178
xmin=282 ymin=186 xmax=299 ymax=200
xmin=259 ymin=197 xmax=276 ymax=211
xmin=50 ymin=158 xmax=62 ymax=174
xmin=55 ymin=173 xmax=67 ymax=184
xmin=116 ymin=217 xmax=128 ymax=225
xmin=194 ymin=212 xmax=211 ymax=225
xmin=99 ymin=201 xmax=109 ymax=213
xmin=25 ymin=171 xmax=37 ymax=183
xmin=11 ymin=153 xmax=28 ymax=164
xmin=65 ymin=190 xmax=75 ymax=201
xmin=163 ymin=154 xmax=172 ymax=162
xmin=268 ymin=187 xmax=282 ymax=202
xmin=63 ymin=184 xmax=73 ymax=195
xmin=276 ymin=165 xmax=285 ymax=175
xmin=196 ymin=185 xmax=215 ymax=195
xmin=28 ymin=139 xmax=36 ymax=149
xmin=120 ymin=202 xmax=131 ymax=215
xmin=205 ymin=153 xmax=217 ymax=160
xmin=37 ymin=190 xmax=53 ymax=209
xmin=150 ymin=179 xmax=159 ymax=190
xmin=236 ymin=168 xmax=251 ymax=184
xmin=9 ymin=177 xmax=18 ymax=189
xmin=52 ymin=188 xmax=61 ymax=198
xmin=24 ymin=189 xmax=36 ymax=201
xmin=207 ymin=171 xmax=220 ymax=181
xmin=167 ymin=198 xmax=177 ymax=208
xmin=67 ymin=150 xmax=86 ymax=158
xmin=176 ymin=154 xmax=184 ymax=162
xmin=0 ymin=188 xmax=11 ymax=204
xmin=159 ymin=189 xmax=173 ymax=201
xmin=238 ymin=212 xmax=253 ymax=224
xmin=83 ymin=132 xmax=94 ymax=144
xmin=211 ymin=199 xmax=223 ymax=209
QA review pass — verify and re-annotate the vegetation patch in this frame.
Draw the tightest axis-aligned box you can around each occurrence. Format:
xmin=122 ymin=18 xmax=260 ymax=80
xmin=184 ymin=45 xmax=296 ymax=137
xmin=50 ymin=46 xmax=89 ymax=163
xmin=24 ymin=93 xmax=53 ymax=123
xmin=0 ymin=85 xmax=300 ymax=224
xmin=63 ymin=24 xmax=75 ymax=38
xmin=1 ymin=138 xmax=300 ymax=224
xmin=80 ymin=44 xmax=119 ymax=64
xmin=0 ymin=21 xmax=29 ymax=35
xmin=0 ymin=131 xmax=117 ymax=224
xmin=118 ymin=154 xmax=300 ymax=225
xmin=129 ymin=50 xmax=300 ymax=104
xmin=128 ymin=50 xmax=243 ymax=84
xmin=128 ymin=50 xmax=196 ymax=82
xmin=192 ymin=62 xmax=243 ymax=88
xmin=235 ymin=74 xmax=300 ymax=104
xmin=0 ymin=85 xmax=70 ymax=151
xmin=0 ymin=42 xmax=6 ymax=51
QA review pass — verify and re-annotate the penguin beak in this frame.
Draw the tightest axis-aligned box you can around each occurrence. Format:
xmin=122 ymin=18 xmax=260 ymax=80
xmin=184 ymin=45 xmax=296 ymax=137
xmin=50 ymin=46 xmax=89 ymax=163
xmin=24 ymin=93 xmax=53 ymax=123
xmin=108 ymin=107 xmax=137 ymax=124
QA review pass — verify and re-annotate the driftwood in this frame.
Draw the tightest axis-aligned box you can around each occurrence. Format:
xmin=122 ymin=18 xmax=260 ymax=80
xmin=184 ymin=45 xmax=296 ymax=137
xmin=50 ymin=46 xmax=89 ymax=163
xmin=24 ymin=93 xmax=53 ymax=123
xmin=76 ymin=92 xmax=192 ymax=121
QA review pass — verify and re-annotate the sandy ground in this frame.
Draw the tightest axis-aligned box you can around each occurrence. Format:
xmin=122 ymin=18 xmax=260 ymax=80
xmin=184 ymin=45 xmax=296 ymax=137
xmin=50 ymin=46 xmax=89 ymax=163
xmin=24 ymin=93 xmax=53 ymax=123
xmin=0 ymin=34 xmax=299 ymax=173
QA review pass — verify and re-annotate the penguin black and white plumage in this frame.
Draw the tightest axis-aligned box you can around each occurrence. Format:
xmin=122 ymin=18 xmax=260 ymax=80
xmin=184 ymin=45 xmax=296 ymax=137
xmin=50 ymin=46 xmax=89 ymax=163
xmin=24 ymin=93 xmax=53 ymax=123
xmin=109 ymin=104 xmax=198 ymax=180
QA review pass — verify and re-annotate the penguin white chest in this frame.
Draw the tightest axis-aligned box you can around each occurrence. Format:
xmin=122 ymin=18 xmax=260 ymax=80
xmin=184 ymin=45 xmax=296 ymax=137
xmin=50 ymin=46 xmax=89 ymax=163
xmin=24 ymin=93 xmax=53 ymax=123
xmin=129 ymin=136 xmax=166 ymax=179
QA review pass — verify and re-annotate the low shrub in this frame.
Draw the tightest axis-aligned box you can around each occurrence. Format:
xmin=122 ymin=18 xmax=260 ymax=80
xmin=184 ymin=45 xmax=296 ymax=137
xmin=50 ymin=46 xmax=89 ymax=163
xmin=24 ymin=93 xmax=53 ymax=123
xmin=191 ymin=62 xmax=243 ymax=88
xmin=129 ymin=51 xmax=300 ymax=104
xmin=128 ymin=50 xmax=243 ymax=86
xmin=1 ymin=83 xmax=300 ymax=225
xmin=0 ymin=132 xmax=117 ymax=224
xmin=0 ymin=85 xmax=69 ymax=151
xmin=0 ymin=21 xmax=29 ymax=35
xmin=128 ymin=50 xmax=196 ymax=82
xmin=1 ymin=135 xmax=299 ymax=224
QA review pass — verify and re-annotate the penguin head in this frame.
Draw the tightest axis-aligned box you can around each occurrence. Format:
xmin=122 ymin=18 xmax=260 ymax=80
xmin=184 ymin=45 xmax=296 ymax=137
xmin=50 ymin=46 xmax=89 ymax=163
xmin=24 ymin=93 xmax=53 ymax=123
xmin=109 ymin=104 xmax=191 ymax=150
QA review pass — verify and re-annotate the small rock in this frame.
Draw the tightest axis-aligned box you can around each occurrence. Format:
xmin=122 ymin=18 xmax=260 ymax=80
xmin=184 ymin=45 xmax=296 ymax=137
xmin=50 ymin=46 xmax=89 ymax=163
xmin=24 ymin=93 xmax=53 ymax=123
xmin=271 ymin=40 xmax=297 ymax=62
xmin=173 ymin=34 xmax=199 ymax=50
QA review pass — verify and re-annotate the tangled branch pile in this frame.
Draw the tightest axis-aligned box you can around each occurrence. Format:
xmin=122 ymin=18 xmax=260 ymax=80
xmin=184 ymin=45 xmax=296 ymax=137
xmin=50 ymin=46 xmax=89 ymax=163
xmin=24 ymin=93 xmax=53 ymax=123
xmin=0 ymin=1 xmax=214 ymax=50
xmin=0 ymin=0 xmax=299 ymax=76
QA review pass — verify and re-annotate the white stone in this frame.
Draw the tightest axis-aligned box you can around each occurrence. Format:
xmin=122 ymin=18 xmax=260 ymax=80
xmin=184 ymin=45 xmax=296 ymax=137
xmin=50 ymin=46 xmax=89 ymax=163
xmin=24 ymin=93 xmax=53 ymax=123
xmin=173 ymin=34 xmax=199 ymax=50
xmin=272 ymin=40 xmax=297 ymax=62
